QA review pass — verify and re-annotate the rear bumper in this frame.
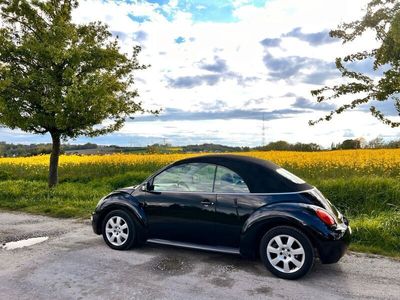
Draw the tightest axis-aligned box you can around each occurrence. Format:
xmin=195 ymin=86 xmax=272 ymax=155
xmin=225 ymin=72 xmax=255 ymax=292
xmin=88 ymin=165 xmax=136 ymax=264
xmin=316 ymin=225 xmax=351 ymax=264
xmin=91 ymin=212 xmax=101 ymax=235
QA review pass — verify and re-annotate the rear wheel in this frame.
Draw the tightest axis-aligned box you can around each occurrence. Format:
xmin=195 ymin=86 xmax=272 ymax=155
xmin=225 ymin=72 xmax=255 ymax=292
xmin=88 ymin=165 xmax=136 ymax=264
xmin=259 ymin=226 xmax=314 ymax=279
xmin=102 ymin=210 xmax=137 ymax=250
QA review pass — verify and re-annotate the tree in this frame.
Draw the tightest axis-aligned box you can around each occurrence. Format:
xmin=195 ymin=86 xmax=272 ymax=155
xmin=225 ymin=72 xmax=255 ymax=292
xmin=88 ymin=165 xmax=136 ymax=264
xmin=263 ymin=140 xmax=291 ymax=151
xmin=338 ymin=139 xmax=361 ymax=150
xmin=292 ymin=142 xmax=321 ymax=151
xmin=387 ymin=139 xmax=400 ymax=148
xmin=0 ymin=0 xmax=152 ymax=187
xmin=310 ymin=0 xmax=400 ymax=128
xmin=356 ymin=137 xmax=367 ymax=148
xmin=368 ymin=136 xmax=385 ymax=148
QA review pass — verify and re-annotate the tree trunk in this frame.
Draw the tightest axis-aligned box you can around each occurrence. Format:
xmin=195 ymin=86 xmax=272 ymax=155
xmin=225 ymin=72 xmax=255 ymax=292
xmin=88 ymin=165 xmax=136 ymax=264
xmin=48 ymin=132 xmax=61 ymax=188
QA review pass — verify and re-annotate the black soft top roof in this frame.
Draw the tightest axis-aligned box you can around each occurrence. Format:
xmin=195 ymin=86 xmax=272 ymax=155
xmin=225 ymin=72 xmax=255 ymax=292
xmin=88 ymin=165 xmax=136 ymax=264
xmin=171 ymin=154 xmax=313 ymax=193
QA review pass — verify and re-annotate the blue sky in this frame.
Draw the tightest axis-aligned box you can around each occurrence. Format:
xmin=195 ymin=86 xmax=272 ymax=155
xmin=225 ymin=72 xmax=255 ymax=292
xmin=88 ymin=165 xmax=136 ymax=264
xmin=1 ymin=0 xmax=399 ymax=147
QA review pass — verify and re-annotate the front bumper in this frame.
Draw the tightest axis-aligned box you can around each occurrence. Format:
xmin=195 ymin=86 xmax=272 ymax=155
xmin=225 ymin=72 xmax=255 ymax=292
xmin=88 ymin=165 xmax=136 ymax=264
xmin=91 ymin=212 xmax=101 ymax=235
xmin=316 ymin=225 xmax=351 ymax=264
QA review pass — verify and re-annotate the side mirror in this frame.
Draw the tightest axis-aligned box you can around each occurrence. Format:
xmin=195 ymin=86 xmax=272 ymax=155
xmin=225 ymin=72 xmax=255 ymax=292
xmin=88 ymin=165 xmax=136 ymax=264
xmin=141 ymin=181 xmax=154 ymax=192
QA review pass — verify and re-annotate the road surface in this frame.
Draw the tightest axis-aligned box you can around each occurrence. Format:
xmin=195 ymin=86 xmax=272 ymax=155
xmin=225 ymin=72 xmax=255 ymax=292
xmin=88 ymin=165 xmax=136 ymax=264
xmin=0 ymin=211 xmax=399 ymax=300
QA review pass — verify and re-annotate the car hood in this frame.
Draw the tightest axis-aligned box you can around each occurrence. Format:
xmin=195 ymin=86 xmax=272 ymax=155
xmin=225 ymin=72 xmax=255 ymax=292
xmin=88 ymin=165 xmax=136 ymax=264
xmin=115 ymin=185 xmax=137 ymax=194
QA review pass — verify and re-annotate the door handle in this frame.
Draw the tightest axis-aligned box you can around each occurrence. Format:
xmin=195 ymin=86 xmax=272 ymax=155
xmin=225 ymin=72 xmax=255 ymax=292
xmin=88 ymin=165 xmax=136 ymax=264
xmin=201 ymin=199 xmax=214 ymax=206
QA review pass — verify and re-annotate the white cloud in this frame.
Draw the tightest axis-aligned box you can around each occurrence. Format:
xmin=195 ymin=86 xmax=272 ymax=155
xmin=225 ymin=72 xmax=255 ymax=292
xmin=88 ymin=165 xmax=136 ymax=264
xmin=2 ymin=0 xmax=398 ymax=147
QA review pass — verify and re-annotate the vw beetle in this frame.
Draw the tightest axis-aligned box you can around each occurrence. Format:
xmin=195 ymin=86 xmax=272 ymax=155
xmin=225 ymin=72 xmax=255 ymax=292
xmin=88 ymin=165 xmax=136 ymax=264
xmin=92 ymin=155 xmax=351 ymax=279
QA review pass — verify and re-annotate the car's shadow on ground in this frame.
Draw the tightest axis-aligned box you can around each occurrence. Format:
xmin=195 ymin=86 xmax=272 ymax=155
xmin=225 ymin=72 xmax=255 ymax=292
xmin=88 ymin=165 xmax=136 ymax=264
xmin=130 ymin=242 xmax=346 ymax=282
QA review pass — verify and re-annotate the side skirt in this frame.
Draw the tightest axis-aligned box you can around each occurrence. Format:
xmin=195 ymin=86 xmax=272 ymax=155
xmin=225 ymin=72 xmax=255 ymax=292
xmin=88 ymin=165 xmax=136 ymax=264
xmin=146 ymin=238 xmax=241 ymax=255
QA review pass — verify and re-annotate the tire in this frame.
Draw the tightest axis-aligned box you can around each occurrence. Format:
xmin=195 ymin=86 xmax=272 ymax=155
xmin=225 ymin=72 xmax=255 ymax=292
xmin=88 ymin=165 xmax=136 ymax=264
xmin=102 ymin=209 xmax=137 ymax=250
xmin=259 ymin=226 xmax=315 ymax=280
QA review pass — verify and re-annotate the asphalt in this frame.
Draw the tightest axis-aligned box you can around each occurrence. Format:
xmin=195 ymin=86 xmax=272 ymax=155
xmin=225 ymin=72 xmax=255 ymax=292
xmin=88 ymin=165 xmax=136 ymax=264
xmin=0 ymin=211 xmax=399 ymax=300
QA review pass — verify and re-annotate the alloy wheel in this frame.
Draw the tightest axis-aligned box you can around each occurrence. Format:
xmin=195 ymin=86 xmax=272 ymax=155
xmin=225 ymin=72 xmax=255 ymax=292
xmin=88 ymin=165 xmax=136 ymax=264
xmin=105 ymin=216 xmax=129 ymax=246
xmin=266 ymin=234 xmax=305 ymax=274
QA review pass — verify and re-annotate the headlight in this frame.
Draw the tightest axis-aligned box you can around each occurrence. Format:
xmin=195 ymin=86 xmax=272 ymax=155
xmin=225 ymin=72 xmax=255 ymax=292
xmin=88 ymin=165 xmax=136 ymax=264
xmin=95 ymin=196 xmax=107 ymax=209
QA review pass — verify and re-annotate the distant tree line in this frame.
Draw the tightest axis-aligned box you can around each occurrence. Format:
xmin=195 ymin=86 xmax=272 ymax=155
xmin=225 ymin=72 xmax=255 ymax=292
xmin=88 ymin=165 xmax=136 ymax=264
xmin=254 ymin=141 xmax=321 ymax=152
xmin=182 ymin=143 xmax=250 ymax=153
xmin=331 ymin=137 xmax=400 ymax=150
xmin=1 ymin=138 xmax=399 ymax=157
xmin=0 ymin=142 xmax=97 ymax=157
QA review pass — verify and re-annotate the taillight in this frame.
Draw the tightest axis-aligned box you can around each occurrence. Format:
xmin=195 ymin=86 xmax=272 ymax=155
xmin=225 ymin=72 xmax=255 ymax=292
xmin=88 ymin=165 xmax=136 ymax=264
xmin=316 ymin=209 xmax=336 ymax=226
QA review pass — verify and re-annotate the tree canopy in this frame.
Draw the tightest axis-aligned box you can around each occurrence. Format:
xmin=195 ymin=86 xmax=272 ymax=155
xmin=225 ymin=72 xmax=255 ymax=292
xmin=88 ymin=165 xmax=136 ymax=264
xmin=0 ymin=0 xmax=151 ymax=186
xmin=311 ymin=0 xmax=400 ymax=128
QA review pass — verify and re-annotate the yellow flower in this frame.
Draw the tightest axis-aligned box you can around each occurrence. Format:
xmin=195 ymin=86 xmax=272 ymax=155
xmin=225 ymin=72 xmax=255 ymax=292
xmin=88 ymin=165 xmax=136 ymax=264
xmin=1 ymin=149 xmax=399 ymax=179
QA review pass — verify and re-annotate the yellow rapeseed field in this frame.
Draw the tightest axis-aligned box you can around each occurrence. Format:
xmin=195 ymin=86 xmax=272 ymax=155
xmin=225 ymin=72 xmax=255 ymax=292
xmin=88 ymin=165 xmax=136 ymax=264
xmin=0 ymin=149 xmax=399 ymax=178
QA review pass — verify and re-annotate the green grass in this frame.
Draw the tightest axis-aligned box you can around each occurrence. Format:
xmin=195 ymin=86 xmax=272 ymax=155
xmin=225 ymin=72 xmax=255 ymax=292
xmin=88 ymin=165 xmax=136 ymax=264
xmin=349 ymin=212 xmax=400 ymax=257
xmin=0 ymin=162 xmax=399 ymax=258
xmin=0 ymin=168 xmax=152 ymax=218
xmin=311 ymin=177 xmax=400 ymax=215
xmin=0 ymin=180 xmax=107 ymax=218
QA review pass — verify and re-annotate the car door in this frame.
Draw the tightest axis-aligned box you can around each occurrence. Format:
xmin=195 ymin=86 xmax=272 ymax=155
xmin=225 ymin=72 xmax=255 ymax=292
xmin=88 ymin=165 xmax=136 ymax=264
xmin=139 ymin=163 xmax=217 ymax=245
xmin=214 ymin=165 xmax=251 ymax=248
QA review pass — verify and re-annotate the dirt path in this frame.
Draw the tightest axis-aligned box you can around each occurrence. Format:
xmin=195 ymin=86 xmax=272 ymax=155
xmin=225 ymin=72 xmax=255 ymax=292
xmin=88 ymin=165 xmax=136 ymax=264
xmin=0 ymin=211 xmax=399 ymax=300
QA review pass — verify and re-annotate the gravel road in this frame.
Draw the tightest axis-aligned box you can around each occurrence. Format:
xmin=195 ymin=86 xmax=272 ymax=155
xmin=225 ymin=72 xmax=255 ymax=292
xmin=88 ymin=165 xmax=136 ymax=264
xmin=0 ymin=211 xmax=399 ymax=300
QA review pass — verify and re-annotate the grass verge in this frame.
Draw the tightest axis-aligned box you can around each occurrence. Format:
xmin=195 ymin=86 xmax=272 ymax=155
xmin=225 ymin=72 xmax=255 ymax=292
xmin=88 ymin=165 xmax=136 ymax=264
xmin=0 ymin=173 xmax=398 ymax=258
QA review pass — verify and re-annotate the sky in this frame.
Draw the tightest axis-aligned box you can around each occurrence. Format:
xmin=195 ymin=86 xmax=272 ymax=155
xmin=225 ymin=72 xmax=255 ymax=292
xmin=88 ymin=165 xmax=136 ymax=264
xmin=1 ymin=0 xmax=400 ymax=147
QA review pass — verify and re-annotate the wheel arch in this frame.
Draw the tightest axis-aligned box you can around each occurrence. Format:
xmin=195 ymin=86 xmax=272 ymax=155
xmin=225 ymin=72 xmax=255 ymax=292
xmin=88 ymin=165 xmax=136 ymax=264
xmin=95 ymin=194 xmax=148 ymax=236
xmin=239 ymin=209 xmax=320 ymax=258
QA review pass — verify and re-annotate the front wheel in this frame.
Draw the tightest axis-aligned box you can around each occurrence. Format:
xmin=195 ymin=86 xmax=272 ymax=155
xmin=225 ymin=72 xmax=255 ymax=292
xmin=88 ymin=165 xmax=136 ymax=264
xmin=102 ymin=210 xmax=137 ymax=250
xmin=259 ymin=226 xmax=315 ymax=279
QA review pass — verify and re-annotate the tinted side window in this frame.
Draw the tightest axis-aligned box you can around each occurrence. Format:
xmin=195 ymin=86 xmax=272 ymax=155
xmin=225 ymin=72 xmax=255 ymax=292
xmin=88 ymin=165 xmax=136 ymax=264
xmin=214 ymin=166 xmax=249 ymax=193
xmin=153 ymin=163 xmax=216 ymax=192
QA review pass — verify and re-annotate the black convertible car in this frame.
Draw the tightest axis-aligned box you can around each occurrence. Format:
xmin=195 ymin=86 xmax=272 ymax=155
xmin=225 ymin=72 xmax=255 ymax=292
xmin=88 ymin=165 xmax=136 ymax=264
xmin=92 ymin=155 xmax=351 ymax=279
